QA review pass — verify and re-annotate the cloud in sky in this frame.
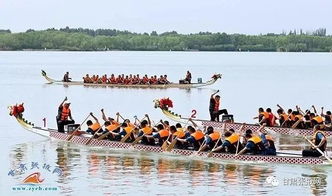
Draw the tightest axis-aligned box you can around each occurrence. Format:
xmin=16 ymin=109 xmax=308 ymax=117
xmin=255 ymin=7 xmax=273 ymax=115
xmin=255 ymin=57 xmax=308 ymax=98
xmin=0 ymin=0 xmax=331 ymax=34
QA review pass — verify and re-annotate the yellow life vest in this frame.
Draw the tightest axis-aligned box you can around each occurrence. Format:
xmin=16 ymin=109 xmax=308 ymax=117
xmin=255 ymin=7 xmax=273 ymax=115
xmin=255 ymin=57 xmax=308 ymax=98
xmin=313 ymin=116 xmax=323 ymax=124
xmin=174 ymin=129 xmax=185 ymax=138
xmin=248 ymin=135 xmax=262 ymax=144
xmin=226 ymin=133 xmax=239 ymax=144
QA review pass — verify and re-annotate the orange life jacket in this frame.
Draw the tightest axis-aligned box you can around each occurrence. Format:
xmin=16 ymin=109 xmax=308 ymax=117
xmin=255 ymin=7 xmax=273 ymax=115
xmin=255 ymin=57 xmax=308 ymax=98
xmin=191 ymin=130 xmax=205 ymax=141
xmin=289 ymin=114 xmax=296 ymax=121
xmin=281 ymin=113 xmax=288 ymax=121
xmin=142 ymin=126 xmax=153 ymax=135
xmin=226 ymin=133 xmax=239 ymax=144
xmin=124 ymin=126 xmax=134 ymax=134
xmin=61 ymin=107 xmax=70 ymax=121
xmin=209 ymin=132 xmax=221 ymax=141
xmin=106 ymin=123 xmax=120 ymax=132
xmin=214 ymin=98 xmax=220 ymax=111
xmin=295 ymin=114 xmax=303 ymax=120
xmin=89 ymin=122 xmax=101 ymax=132
xmin=158 ymin=129 xmax=169 ymax=138
xmin=260 ymin=112 xmax=269 ymax=119
xmin=313 ymin=116 xmax=323 ymax=124
xmin=174 ymin=128 xmax=185 ymax=138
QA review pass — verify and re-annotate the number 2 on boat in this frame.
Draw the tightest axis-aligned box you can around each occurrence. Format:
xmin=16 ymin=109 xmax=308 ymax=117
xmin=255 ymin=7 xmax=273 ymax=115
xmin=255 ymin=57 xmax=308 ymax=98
xmin=191 ymin=110 xmax=197 ymax=118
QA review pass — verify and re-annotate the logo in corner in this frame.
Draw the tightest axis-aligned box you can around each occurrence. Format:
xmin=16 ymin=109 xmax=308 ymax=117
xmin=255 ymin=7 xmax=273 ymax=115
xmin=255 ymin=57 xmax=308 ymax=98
xmin=22 ymin=172 xmax=44 ymax=184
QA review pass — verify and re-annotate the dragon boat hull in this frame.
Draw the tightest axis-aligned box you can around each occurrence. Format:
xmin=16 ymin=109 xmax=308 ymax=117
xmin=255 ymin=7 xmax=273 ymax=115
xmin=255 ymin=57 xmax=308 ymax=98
xmin=12 ymin=115 xmax=330 ymax=165
xmin=41 ymin=70 xmax=221 ymax=89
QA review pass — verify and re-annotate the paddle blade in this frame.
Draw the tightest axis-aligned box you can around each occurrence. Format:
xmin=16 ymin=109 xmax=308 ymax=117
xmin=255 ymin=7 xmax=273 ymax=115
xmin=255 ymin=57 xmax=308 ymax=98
xmin=120 ymin=132 xmax=131 ymax=143
xmin=132 ymin=135 xmax=143 ymax=145
xmin=166 ymin=139 xmax=177 ymax=152
xmin=161 ymin=141 xmax=168 ymax=151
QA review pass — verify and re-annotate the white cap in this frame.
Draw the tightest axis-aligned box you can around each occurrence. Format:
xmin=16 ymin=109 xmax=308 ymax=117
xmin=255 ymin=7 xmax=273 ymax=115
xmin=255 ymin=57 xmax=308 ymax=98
xmin=63 ymin=101 xmax=71 ymax=105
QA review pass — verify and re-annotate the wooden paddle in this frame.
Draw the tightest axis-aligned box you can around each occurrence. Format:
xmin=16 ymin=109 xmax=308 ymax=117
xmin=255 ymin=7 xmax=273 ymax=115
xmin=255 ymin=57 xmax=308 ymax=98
xmin=207 ymin=123 xmax=226 ymax=157
xmin=165 ymin=118 xmax=191 ymax=152
xmin=67 ymin=113 xmax=91 ymax=141
xmin=132 ymin=135 xmax=144 ymax=146
xmin=235 ymin=124 xmax=246 ymax=155
xmin=303 ymin=136 xmax=331 ymax=163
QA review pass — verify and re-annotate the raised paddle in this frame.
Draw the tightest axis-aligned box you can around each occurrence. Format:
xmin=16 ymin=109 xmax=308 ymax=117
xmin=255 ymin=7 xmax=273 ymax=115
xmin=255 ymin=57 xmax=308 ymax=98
xmin=303 ymin=136 xmax=332 ymax=163
xmin=207 ymin=123 xmax=226 ymax=157
xmin=85 ymin=124 xmax=105 ymax=145
xmin=67 ymin=113 xmax=91 ymax=141
xmin=235 ymin=124 xmax=246 ymax=155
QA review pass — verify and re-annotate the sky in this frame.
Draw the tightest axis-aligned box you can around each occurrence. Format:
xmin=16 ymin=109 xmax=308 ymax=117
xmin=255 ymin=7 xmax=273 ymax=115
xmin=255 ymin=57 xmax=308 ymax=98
xmin=0 ymin=0 xmax=331 ymax=34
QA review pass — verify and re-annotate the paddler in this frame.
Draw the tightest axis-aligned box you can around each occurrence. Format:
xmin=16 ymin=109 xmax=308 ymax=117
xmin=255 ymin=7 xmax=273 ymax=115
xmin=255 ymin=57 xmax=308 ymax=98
xmin=145 ymin=124 xmax=169 ymax=146
xmin=253 ymin=108 xmax=269 ymax=125
xmin=198 ymin=126 xmax=222 ymax=152
xmin=266 ymin=108 xmax=277 ymax=127
xmin=276 ymin=108 xmax=289 ymax=127
xmin=256 ymin=126 xmax=276 ymax=155
xmin=212 ymin=128 xmax=241 ymax=153
xmin=85 ymin=112 xmax=102 ymax=136
xmin=176 ymin=126 xmax=205 ymax=150
xmin=209 ymin=90 xmax=228 ymax=121
xmin=310 ymin=113 xmax=324 ymax=127
xmin=236 ymin=131 xmax=266 ymax=156
xmin=302 ymin=125 xmax=327 ymax=157
xmin=56 ymin=97 xmax=75 ymax=133
xmin=136 ymin=115 xmax=155 ymax=145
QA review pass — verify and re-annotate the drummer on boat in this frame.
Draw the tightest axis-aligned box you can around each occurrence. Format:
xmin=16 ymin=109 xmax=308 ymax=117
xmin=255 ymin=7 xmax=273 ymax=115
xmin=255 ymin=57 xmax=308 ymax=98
xmin=209 ymin=90 xmax=228 ymax=121
xmin=56 ymin=97 xmax=75 ymax=133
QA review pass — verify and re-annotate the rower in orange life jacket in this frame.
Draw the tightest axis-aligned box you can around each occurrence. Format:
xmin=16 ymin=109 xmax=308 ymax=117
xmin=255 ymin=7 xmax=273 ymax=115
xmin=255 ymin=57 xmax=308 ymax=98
xmin=212 ymin=129 xmax=240 ymax=153
xmin=85 ymin=112 xmax=102 ymax=135
xmin=209 ymin=90 xmax=228 ymax=122
xmin=236 ymin=133 xmax=266 ymax=156
xmin=302 ymin=125 xmax=327 ymax=157
xmin=277 ymin=109 xmax=289 ymax=127
xmin=199 ymin=127 xmax=222 ymax=152
xmin=310 ymin=113 xmax=324 ymax=127
xmin=136 ymin=115 xmax=155 ymax=145
xmin=56 ymin=97 xmax=75 ymax=133
xmin=254 ymin=108 xmax=269 ymax=125
xmin=177 ymin=126 xmax=205 ymax=151
xmin=146 ymin=124 xmax=170 ymax=146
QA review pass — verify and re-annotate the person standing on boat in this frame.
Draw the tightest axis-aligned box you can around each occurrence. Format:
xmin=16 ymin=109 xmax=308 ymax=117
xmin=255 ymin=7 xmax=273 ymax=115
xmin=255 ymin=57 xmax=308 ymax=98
xmin=302 ymin=125 xmax=327 ymax=157
xmin=63 ymin=72 xmax=71 ymax=82
xmin=56 ymin=97 xmax=75 ymax=133
xmin=209 ymin=90 xmax=228 ymax=121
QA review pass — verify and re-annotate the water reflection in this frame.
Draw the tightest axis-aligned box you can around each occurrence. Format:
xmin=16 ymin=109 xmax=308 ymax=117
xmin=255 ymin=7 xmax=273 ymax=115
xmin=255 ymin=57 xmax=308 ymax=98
xmin=7 ymin=140 xmax=331 ymax=195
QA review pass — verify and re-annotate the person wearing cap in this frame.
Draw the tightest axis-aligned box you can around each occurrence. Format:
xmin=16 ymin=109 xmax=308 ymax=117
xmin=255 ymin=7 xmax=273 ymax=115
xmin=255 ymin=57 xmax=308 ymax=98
xmin=209 ymin=90 xmax=228 ymax=121
xmin=56 ymin=97 xmax=75 ymax=132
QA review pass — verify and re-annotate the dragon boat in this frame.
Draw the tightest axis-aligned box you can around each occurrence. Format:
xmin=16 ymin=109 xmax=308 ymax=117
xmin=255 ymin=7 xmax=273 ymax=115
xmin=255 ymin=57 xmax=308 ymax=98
xmin=153 ymin=98 xmax=332 ymax=137
xmin=9 ymin=105 xmax=332 ymax=165
xmin=41 ymin=70 xmax=222 ymax=89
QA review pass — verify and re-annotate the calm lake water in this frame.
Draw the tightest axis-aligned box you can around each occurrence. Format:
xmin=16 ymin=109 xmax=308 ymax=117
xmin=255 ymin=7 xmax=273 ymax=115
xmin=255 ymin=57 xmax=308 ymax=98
xmin=0 ymin=51 xmax=332 ymax=195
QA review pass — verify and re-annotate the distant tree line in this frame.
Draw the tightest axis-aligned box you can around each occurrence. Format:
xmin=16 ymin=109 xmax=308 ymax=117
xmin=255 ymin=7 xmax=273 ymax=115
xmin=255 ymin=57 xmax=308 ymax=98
xmin=0 ymin=27 xmax=331 ymax=52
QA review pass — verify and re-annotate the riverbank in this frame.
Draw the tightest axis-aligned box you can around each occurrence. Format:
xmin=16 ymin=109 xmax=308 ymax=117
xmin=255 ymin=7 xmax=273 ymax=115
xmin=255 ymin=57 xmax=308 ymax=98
xmin=1 ymin=28 xmax=332 ymax=52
